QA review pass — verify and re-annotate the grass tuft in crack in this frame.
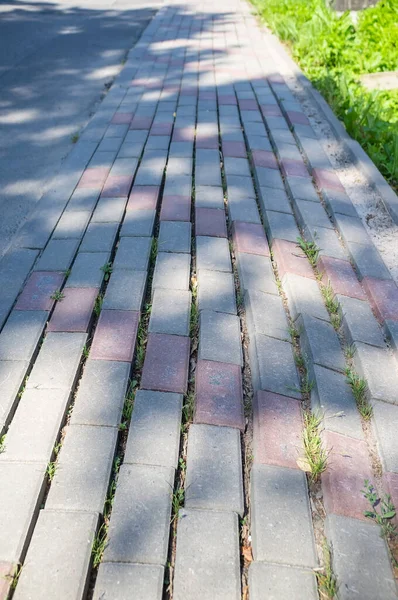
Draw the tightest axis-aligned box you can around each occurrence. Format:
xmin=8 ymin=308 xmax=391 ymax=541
xmin=92 ymin=457 xmax=121 ymax=567
xmin=321 ymin=284 xmax=341 ymax=330
xmin=50 ymin=290 xmax=65 ymax=301
xmin=345 ymin=367 xmax=372 ymax=419
xmin=316 ymin=541 xmax=338 ymax=599
xmin=297 ymin=236 xmax=319 ymax=268
xmin=0 ymin=434 xmax=6 ymax=454
xmin=100 ymin=262 xmax=113 ymax=282
xmin=302 ymin=412 xmax=329 ymax=482
xmin=94 ymin=293 xmax=104 ymax=317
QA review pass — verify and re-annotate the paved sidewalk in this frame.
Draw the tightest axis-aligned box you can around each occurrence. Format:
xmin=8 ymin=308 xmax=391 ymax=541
xmin=1 ymin=0 xmax=398 ymax=599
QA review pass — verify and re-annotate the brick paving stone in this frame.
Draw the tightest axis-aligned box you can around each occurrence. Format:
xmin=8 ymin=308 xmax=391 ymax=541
xmin=335 ymin=214 xmax=370 ymax=246
xmin=104 ymin=463 xmax=174 ymax=565
xmin=246 ymin=135 xmax=272 ymax=152
xmin=232 ymin=222 xmax=269 ymax=256
xmin=249 ymin=333 xmax=301 ymax=399
xmin=0 ymin=249 xmax=38 ymax=326
xmin=35 ymin=239 xmax=79 ymax=272
xmin=251 ymin=150 xmax=278 ymax=170
xmin=185 ymin=424 xmax=244 ymax=515
xmin=272 ymin=239 xmax=315 ymax=280
xmin=94 ymin=563 xmax=164 ymax=600
xmin=325 ymin=514 xmax=397 ymax=600
xmin=362 ymin=277 xmax=398 ymax=323
xmin=80 ymin=222 xmax=118 ymax=253
xmin=258 ymin=186 xmax=292 ymax=215
xmin=199 ymin=310 xmax=242 ymax=366
xmin=282 ymin=273 xmax=330 ymax=321
xmin=141 ymin=333 xmax=189 ymax=394
xmin=0 ymin=360 xmax=28 ymax=432
xmin=254 ymin=166 xmax=284 ymax=190
xmin=222 ymin=141 xmax=247 ymax=158
xmin=196 ymin=236 xmax=231 ymax=273
xmin=149 ymin=289 xmax=191 ymax=336
xmin=245 ymin=289 xmax=289 ymax=341
xmin=173 ymin=509 xmax=240 ymax=600
xmin=195 ymin=208 xmax=227 ymax=238
xmin=15 ymin=272 xmax=65 ymax=311
xmin=53 ymin=211 xmax=91 ymax=240
xmin=91 ymin=197 xmax=126 ymax=223
xmin=47 ymin=287 xmax=97 ymax=333
xmin=197 ymin=269 xmax=236 ymax=314
xmin=285 ymin=175 xmax=320 ymax=204
xmin=281 ymin=158 xmax=310 ymax=179
xmin=120 ymin=209 xmax=156 ymax=237
xmin=65 ymin=252 xmax=109 ymax=289
xmin=0 ymin=310 xmax=48 ymax=361
xmin=337 ymin=295 xmax=385 ymax=348
xmin=294 ymin=198 xmax=333 ymax=233
xmin=310 ymin=226 xmax=347 ymax=261
xmin=297 ymin=313 xmax=345 ymax=375
xmin=195 ymin=185 xmax=225 ymax=209
xmin=46 ymin=424 xmax=117 ymax=513
xmin=313 ymin=168 xmax=345 ymax=193
xmin=160 ymin=195 xmax=191 ymax=222
xmin=124 ymin=390 xmax=182 ymax=469
xmin=90 ymin=310 xmax=139 ymax=362
xmin=103 ymin=269 xmax=146 ymax=312
xmin=78 ymin=166 xmax=109 ymax=189
xmin=224 ymin=157 xmax=251 ymax=179
xmin=127 ymin=186 xmax=160 ymax=211
xmin=251 ymin=464 xmax=317 ymax=567
xmin=253 ymin=391 xmax=303 ymax=468
xmin=322 ymin=188 xmax=358 ymax=219
xmin=319 ymin=255 xmax=366 ymax=300
xmin=236 ymin=253 xmax=278 ymax=294
xmin=158 ymin=221 xmax=191 ymax=254
xmin=312 ymin=364 xmax=363 ymax=439
xmin=0 ymin=388 xmax=69 ymax=463
xmin=228 ymin=195 xmax=261 ymax=224
xmin=249 ymin=563 xmax=318 ymax=600
xmin=0 ymin=461 xmax=46 ymax=562
xmin=153 ymin=252 xmax=191 ymax=292
xmin=353 ymin=342 xmax=398 ymax=404
xmin=195 ymin=359 xmax=244 ymax=430
xmin=13 ymin=510 xmax=98 ymax=600
xmin=71 ymin=359 xmax=130 ymax=428
xmin=102 ymin=175 xmax=133 ymax=198
xmin=113 ymin=237 xmax=151 ymax=271
xmin=263 ymin=211 xmax=300 ymax=243
xmin=227 ymin=174 xmax=256 ymax=202
xmin=322 ymin=431 xmax=372 ymax=520
xmin=372 ymin=401 xmax=398 ymax=473
xmin=347 ymin=240 xmax=392 ymax=281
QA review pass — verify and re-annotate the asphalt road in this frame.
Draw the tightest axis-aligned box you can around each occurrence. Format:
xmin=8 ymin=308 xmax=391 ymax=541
xmin=0 ymin=0 xmax=158 ymax=256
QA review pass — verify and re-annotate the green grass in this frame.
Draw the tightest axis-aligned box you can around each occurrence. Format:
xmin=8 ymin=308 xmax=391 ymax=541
xmin=316 ymin=541 xmax=338 ymax=599
xmin=251 ymin=0 xmax=398 ymax=192
xmin=345 ymin=367 xmax=373 ymax=419
xmin=362 ymin=480 xmax=397 ymax=540
xmin=302 ymin=412 xmax=329 ymax=482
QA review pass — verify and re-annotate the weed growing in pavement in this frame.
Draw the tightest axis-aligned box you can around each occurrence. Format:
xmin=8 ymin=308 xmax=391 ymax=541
xmin=316 ymin=541 xmax=338 ymax=599
xmin=344 ymin=343 xmax=356 ymax=360
xmin=50 ymin=290 xmax=65 ymax=301
xmin=289 ymin=372 xmax=314 ymax=396
xmin=294 ymin=351 xmax=305 ymax=369
xmin=92 ymin=523 xmax=108 ymax=568
xmin=100 ymin=262 xmax=113 ymax=282
xmin=135 ymin=305 xmax=151 ymax=372
xmin=150 ymin=238 xmax=158 ymax=263
xmin=345 ymin=367 xmax=372 ymax=420
xmin=297 ymin=236 xmax=319 ymax=268
xmin=302 ymin=412 xmax=329 ymax=482
xmin=182 ymin=392 xmax=195 ymax=426
xmin=362 ymin=480 xmax=397 ymax=539
xmin=0 ymin=435 xmax=6 ymax=454
xmin=94 ymin=293 xmax=103 ymax=317
xmin=46 ymin=441 xmax=61 ymax=481
xmin=64 ymin=268 xmax=71 ymax=279
xmin=10 ymin=565 xmax=22 ymax=590
xmin=71 ymin=132 xmax=80 ymax=144
xmin=171 ymin=486 xmax=185 ymax=522
xmin=190 ymin=300 xmax=199 ymax=337
xmin=82 ymin=344 xmax=90 ymax=359
xmin=119 ymin=386 xmax=136 ymax=432
xmin=288 ymin=323 xmax=300 ymax=340
xmin=321 ymin=284 xmax=341 ymax=330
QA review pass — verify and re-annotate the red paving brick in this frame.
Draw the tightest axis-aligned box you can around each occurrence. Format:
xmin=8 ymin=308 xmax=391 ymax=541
xmin=239 ymin=99 xmax=257 ymax=110
xmin=111 ymin=112 xmax=134 ymax=124
xmin=222 ymin=141 xmax=247 ymax=158
xmin=77 ymin=167 xmax=109 ymax=189
xmin=281 ymin=158 xmax=309 ymax=179
xmin=102 ymin=175 xmax=133 ymax=198
xmin=218 ymin=95 xmax=237 ymax=105
xmin=286 ymin=111 xmax=310 ymax=126
xmin=194 ymin=359 xmax=244 ymax=430
xmin=252 ymin=150 xmax=278 ymax=170
xmin=130 ymin=116 xmax=153 ymax=130
xmin=127 ymin=186 xmax=160 ymax=211
xmin=90 ymin=310 xmax=139 ymax=362
xmin=272 ymin=239 xmax=315 ymax=279
xmin=322 ymin=431 xmax=372 ymax=521
xmin=319 ymin=256 xmax=366 ymax=300
xmin=253 ymin=391 xmax=303 ymax=468
xmin=0 ymin=562 xmax=15 ymax=600
xmin=160 ymin=195 xmax=191 ymax=221
xmin=232 ymin=221 xmax=269 ymax=256
xmin=383 ymin=472 xmax=398 ymax=525
xmin=151 ymin=123 xmax=173 ymax=136
xmin=313 ymin=168 xmax=345 ymax=193
xmin=47 ymin=288 xmax=98 ymax=333
xmin=15 ymin=272 xmax=65 ymax=311
xmin=260 ymin=104 xmax=282 ymax=117
xmin=362 ymin=277 xmax=398 ymax=323
xmin=141 ymin=333 xmax=190 ymax=394
xmin=195 ymin=208 xmax=227 ymax=238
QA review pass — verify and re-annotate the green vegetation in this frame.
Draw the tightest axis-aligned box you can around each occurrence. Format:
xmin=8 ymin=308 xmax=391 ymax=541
xmin=252 ymin=0 xmax=398 ymax=191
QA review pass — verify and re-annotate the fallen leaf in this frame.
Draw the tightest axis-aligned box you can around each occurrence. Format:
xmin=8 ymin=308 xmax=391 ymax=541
xmin=242 ymin=545 xmax=253 ymax=563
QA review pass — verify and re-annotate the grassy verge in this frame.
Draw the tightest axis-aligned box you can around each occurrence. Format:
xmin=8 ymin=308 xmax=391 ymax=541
xmin=251 ymin=0 xmax=398 ymax=192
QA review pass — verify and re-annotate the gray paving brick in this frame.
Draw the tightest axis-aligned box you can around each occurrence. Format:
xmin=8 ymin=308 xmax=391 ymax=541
xmin=174 ymin=509 xmax=240 ymax=600
xmin=158 ymin=221 xmax=191 ymax=253
xmin=199 ymin=310 xmax=242 ymax=366
xmin=297 ymin=313 xmax=345 ymax=375
xmin=167 ymin=157 xmax=193 ymax=177
xmin=52 ymin=211 xmax=91 ymax=240
xmin=163 ymin=174 xmax=192 ymax=197
xmin=294 ymin=199 xmax=333 ymax=234
xmin=65 ymin=252 xmax=109 ymax=289
xmin=124 ymin=390 xmax=182 ymax=469
xmin=269 ymin=128 xmax=296 ymax=146
xmin=0 ymin=248 xmax=39 ymax=329
xmin=353 ymin=342 xmax=398 ymax=404
xmin=274 ymin=142 xmax=302 ymax=162
xmin=285 ymin=176 xmax=320 ymax=203
xmin=264 ymin=211 xmax=300 ymax=243
xmin=46 ymin=424 xmax=117 ymax=513
xmin=294 ymin=124 xmax=317 ymax=139
xmin=258 ymin=186 xmax=293 ymax=215
xmin=0 ymin=311 xmax=47 ymax=361
xmin=322 ymin=189 xmax=358 ymax=219
xmin=226 ymin=174 xmax=256 ymax=202
xmin=196 ymin=236 xmax=231 ymax=273
xmin=310 ymin=226 xmax=347 ymax=261
xmin=0 ymin=360 xmax=28 ymax=432
xmin=224 ymin=157 xmax=251 ymax=177
xmin=94 ymin=563 xmax=164 ymax=600
xmin=91 ymin=197 xmax=126 ymax=223
xmin=71 ymin=360 xmax=130 ymax=427
xmin=35 ymin=239 xmax=79 ymax=272
xmin=149 ymin=289 xmax=191 ymax=336
xmin=14 ymin=510 xmax=98 ymax=600
xmin=245 ymin=289 xmax=289 ymax=341
xmin=337 ymin=295 xmax=385 ymax=348
xmin=347 ymin=241 xmax=392 ymax=281
xmin=120 ymin=210 xmax=156 ymax=237
xmin=249 ymin=563 xmax=318 ymax=600
xmin=27 ymin=332 xmax=87 ymax=390
xmin=80 ymin=222 xmax=119 ymax=253
xmin=185 ymin=424 xmax=244 ymax=515
xmin=254 ymin=166 xmax=284 ymax=190
xmin=246 ymin=135 xmax=272 ymax=152
xmin=236 ymin=252 xmax=278 ymax=294
xmin=372 ymin=400 xmax=398 ymax=472
xmin=384 ymin=319 xmax=398 ymax=359
xmin=228 ymin=196 xmax=261 ymax=224
xmin=0 ymin=388 xmax=70 ymax=463
xmin=104 ymin=464 xmax=174 ymax=565
xmin=249 ymin=333 xmax=301 ymax=398
xmin=195 ymin=150 xmax=222 ymax=187
xmin=195 ymin=185 xmax=224 ymax=209
xmin=197 ymin=270 xmax=236 ymax=314
xmin=298 ymin=136 xmax=332 ymax=171
xmin=0 ymin=461 xmax=46 ymax=562
xmin=282 ymin=273 xmax=329 ymax=321
xmin=113 ymin=237 xmax=151 ymax=271
xmin=152 ymin=252 xmax=190 ymax=292
xmin=312 ymin=365 xmax=363 ymax=440
xmin=103 ymin=269 xmax=146 ymax=312
xmin=251 ymin=464 xmax=317 ymax=567
xmin=325 ymin=514 xmax=397 ymax=600
xmin=67 ymin=188 xmax=100 ymax=212
xmin=335 ymin=215 xmax=370 ymax=246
